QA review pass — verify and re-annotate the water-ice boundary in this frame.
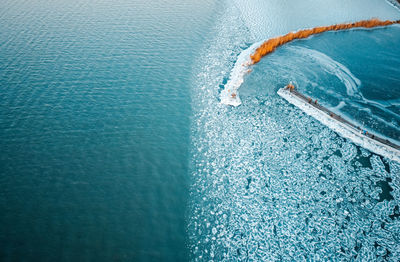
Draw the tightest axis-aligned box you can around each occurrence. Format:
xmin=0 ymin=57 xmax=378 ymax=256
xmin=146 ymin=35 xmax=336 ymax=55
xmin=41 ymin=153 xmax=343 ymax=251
xmin=277 ymin=88 xmax=400 ymax=163
xmin=219 ymin=41 xmax=262 ymax=106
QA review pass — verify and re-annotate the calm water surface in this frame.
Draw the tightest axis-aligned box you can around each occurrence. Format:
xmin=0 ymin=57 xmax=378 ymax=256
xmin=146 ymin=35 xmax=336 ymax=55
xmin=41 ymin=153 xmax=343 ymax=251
xmin=0 ymin=0 xmax=218 ymax=261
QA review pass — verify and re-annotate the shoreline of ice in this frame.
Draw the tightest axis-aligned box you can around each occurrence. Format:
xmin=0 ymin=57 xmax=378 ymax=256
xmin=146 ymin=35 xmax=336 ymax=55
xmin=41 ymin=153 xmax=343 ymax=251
xmin=219 ymin=42 xmax=261 ymax=106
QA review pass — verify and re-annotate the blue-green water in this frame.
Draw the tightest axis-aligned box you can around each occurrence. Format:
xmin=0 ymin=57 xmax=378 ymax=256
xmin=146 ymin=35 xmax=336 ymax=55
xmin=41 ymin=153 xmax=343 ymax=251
xmin=0 ymin=0 xmax=218 ymax=260
xmin=1 ymin=0 xmax=400 ymax=261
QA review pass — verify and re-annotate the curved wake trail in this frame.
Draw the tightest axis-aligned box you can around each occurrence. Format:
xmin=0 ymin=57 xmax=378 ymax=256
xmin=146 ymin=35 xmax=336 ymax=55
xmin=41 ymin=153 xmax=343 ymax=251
xmin=221 ymin=18 xmax=400 ymax=106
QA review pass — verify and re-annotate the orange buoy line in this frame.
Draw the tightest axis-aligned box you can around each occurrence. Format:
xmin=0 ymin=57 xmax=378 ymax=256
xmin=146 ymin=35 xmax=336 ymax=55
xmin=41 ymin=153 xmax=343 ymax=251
xmin=250 ymin=19 xmax=400 ymax=64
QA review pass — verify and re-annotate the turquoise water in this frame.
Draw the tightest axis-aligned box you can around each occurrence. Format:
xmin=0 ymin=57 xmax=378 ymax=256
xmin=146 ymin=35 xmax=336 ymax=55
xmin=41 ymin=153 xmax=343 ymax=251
xmin=0 ymin=0 xmax=218 ymax=260
xmin=1 ymin=0 xmax=400 ymax=261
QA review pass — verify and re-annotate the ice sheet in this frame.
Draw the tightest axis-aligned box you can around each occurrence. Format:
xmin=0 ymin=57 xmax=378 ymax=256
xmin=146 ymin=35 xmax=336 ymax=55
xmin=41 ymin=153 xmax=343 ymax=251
xmin=189 ymin=1 xmax=400 ymax=260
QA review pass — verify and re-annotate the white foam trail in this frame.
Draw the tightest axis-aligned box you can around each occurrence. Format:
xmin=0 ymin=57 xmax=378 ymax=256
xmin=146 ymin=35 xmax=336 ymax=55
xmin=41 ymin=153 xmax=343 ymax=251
xmin=277 ymin=88 xmax=400 ymax=163
xmin=220 ymin=42 xmax=262 ymax=106
xmin=290 ymin=47 xmax=362 ymax=98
